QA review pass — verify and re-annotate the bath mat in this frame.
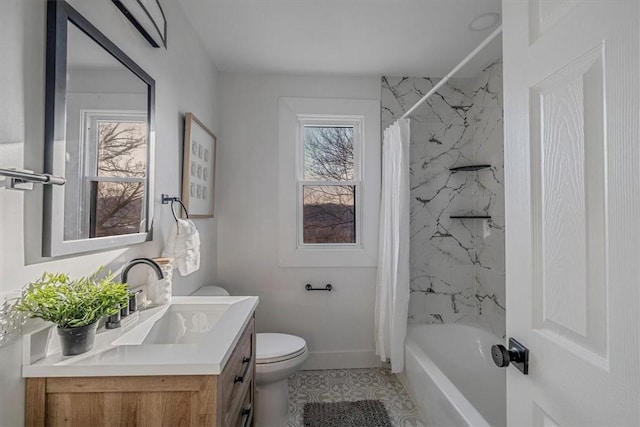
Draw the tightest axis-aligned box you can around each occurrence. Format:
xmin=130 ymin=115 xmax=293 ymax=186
xmin=303 ymin=399 xmax=392 ymax=427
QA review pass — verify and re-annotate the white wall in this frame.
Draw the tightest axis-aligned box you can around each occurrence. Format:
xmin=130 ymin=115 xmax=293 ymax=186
xmin=0 ymin=0 xmax=220 ymax=424
xmin=217 ymin=73 xmax=381 ymax=369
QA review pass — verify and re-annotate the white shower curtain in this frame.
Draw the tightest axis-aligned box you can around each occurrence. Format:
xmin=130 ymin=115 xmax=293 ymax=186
xmin=375 ymin=118 xmax=410 ymax=373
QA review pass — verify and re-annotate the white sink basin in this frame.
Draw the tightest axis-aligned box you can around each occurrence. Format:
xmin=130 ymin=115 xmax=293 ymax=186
xmin=140 ymin=304 xmax=227 ymax=344
xmin=112 ymin=301 xmax=229 ymax=345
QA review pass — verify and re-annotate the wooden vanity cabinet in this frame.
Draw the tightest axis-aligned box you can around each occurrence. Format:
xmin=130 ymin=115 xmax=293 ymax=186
xmin=25 ymin=317 xmax=255 ymax=427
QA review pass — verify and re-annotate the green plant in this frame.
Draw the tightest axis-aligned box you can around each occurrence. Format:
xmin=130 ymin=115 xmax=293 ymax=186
xmin=13 ymin=268 xmax=129 ymax=329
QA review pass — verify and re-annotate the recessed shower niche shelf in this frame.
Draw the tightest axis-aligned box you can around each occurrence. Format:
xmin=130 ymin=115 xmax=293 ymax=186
xmin=450 ymin=215 xmax=491 ymax=219
xmin=449 ymin=164 xmax=491 ymax=172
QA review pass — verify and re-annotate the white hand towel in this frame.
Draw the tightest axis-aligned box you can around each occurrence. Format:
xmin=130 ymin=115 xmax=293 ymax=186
xmin=162 ymin=219 xmax=201 ymax=276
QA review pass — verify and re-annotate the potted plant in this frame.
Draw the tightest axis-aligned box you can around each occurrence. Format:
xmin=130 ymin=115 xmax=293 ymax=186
xmin=13 ymin=269 xmax=129 ymax=356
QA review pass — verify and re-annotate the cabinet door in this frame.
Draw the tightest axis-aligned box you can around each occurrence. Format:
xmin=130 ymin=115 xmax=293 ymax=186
xmin=235 ymin=383 xmax=254 ymax=427
xmin=219 ymin=318 xmax=255 ymax=426
xmin=27 ymin=376 xmax=217 ymax=427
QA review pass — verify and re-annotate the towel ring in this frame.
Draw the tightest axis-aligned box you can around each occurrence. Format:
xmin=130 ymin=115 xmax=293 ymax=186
xmin=160 ymin=194 xmax=190 ymax=223
xmin=170 ymin=199 xmax=189 ymax=222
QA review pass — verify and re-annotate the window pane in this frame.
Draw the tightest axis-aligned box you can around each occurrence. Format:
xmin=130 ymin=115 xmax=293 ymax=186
xmin=92 ymin=181 xmax=145 ymax=237
xmin=304 ymin=126 xmax=354 ymax=181
xmin=97 ymin=121 xmax=147 ymax=178
xmin=303 ymin=185 xmax=355 ymax=244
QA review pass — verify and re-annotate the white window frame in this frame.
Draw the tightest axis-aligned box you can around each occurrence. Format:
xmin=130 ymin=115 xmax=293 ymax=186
xmin=297 ymin=116 xmax=362 ymax=249
xmin=79 ymin=109 xmax=147 ymax=238
xmin=279 ymin=97 xmax=380 ymax=267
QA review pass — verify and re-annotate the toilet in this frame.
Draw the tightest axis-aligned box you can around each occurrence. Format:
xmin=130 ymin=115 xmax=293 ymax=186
xmin=191 ymin=286 xmax=308 ymax=427
xmin=255 ymin=333 xmax=307 ymax=426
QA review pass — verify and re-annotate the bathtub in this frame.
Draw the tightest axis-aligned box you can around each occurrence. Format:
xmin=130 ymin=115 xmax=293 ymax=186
xmin=400 ymin=323 xmax=506 ymax=427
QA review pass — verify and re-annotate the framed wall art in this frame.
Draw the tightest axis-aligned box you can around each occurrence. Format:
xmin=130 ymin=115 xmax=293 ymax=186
xmin=181 ymin=113 xmax=216 ymax=218
xmin=112 ymin=0 xmax=167 ymax=49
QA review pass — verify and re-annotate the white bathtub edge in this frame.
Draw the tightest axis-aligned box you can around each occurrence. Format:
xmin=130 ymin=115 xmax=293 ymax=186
xmin=397 ymin=370 xmax=429 ymax=423
xmin=405 ymin=339 xmax=492 ymax=427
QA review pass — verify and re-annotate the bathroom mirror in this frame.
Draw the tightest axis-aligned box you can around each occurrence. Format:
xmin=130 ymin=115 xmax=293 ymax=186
xmin=43 ymin=0 xmax=155 ymax=257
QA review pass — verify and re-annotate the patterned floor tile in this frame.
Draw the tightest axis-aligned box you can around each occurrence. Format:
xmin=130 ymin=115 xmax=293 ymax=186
xmin=287 ymin=368 xmax=426 ymax=427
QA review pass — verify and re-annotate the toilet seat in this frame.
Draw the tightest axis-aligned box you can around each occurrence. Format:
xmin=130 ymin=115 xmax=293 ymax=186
xmin=256 ymin=333 xmax=307 ymax=364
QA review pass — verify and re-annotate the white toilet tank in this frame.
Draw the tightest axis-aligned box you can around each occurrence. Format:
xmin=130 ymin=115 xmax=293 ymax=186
xmin=190 ymin=285 xmax=230 ymax=296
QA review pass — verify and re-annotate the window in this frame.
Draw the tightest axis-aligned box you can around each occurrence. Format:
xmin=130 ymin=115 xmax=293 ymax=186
xmin=81 ymin=110 xmax=147 ymax=238
xmin=279 ymin=97 xmax=380 ymax=267
xmin=299 ymin=121 xmax=360 ymax=245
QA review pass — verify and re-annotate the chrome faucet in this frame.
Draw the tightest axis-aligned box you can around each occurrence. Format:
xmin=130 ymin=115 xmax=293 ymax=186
xmin=121 ymin=258 xmax=164 ymax=284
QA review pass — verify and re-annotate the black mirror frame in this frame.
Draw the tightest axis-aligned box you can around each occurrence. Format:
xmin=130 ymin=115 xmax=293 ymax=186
xmin=43 ymin=0 xmax=156 ymax=257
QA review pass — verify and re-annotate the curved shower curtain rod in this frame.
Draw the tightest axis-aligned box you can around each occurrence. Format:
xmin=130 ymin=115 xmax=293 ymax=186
xmin=400 ymin=25 xmax=503 ymax=120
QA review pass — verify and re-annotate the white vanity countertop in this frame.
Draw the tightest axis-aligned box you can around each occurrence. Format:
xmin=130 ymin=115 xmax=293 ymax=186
xmin=22 ymin=296 xmax=258 ymax=378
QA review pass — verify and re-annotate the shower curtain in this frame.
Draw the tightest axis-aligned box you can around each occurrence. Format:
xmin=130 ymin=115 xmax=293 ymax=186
xmin=375 ymin=118 xmax=410 ymax=373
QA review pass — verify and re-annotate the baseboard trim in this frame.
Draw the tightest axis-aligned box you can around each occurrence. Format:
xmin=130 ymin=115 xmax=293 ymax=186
xmin=301 ymin=350 xmax=381 ymax=370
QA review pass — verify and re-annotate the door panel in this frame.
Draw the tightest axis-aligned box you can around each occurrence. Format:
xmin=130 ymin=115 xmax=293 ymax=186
xmin=530 ymin=45 xmax=608 ymax=363
xmin=529 ymin=0 xmax=582 ymax=43
xmin=503 ymin=0 xmax=640 ymax=425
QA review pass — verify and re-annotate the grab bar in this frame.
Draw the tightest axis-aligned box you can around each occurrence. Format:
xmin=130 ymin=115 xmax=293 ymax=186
xmin=305 ymin=284 xmax=333 ymax=292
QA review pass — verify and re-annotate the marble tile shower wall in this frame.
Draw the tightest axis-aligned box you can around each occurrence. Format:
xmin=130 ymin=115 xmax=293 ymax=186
xmin=381 ymin=61 xmax=505 ymax=338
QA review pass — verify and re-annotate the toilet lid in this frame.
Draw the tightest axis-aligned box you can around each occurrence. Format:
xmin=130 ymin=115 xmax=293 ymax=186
xmin=256 ymin=333 xmax=307 ymax=364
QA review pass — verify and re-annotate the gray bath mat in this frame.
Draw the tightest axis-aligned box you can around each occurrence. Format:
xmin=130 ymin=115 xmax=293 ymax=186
xmin=303 ymin=399 xmax=392 ymax=427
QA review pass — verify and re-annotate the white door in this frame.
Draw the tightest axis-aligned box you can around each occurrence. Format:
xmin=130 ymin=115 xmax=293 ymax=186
xmin=503 ymin=0 xmax=640 ymax=425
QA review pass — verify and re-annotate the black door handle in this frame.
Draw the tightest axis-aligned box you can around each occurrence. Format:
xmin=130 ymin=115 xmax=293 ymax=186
xmin=491 ymin=338 xmax=529 ymax=375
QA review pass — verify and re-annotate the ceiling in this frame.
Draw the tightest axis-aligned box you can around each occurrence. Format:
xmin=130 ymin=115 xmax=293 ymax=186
xmin=179 ymin=0 xmax=502 ymax=78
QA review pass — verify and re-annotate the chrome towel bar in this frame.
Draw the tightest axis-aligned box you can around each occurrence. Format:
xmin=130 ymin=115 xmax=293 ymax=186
xmin=0 ymin=168 xmax=66 ymax=190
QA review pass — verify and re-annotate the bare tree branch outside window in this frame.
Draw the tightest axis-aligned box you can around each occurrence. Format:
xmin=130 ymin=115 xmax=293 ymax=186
xmin=92 ymin=121 xmax=147 ymax=237
xmin=302 ymin=126 xmax=356 ymax=244
xmin=304 ymin=127 xmax=354 ymax=181
xmin=97 ymin=122 xmax=146 ymax=178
